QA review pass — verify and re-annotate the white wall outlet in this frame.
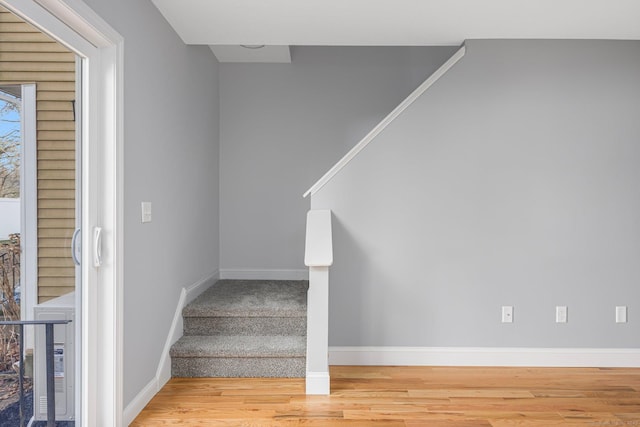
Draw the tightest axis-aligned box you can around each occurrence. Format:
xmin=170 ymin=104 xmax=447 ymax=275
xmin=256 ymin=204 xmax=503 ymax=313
xmin=556 ymin=306 xmax=568 ymax=323
xmin=501 ymin=306 xmax=513 ymax=323
xmin=141 ymin=201 xmax=152 ymax=223
xmin=616 ymin=306 xmax=628 ymax=323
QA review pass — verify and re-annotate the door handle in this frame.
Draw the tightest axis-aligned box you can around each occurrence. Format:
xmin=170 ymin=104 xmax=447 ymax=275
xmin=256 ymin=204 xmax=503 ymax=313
xmin=93 ymin=227 xmax=102 ymax=268
xmin=71 ymin=228 xmax=81 ymax=266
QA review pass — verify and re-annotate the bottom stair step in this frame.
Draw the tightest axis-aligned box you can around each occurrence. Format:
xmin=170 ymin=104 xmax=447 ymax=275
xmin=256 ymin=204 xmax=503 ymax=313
xmin=170 ymin=335 xmax=306 ymax=378
xmin=171 ymin=335 xmax=305 ymax=358
xmin=172 ymin=356 xmax=305 ymax=378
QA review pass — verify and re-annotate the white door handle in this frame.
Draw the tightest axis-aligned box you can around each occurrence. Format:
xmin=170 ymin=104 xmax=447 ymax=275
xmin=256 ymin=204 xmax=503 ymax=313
xmin=71 ymin=228 xmax=81 ymax=266
xmin=93 ymin=227 xmax=102 ymax=267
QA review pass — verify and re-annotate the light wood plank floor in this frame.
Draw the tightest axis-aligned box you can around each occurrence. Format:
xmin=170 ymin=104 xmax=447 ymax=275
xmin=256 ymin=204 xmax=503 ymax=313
xmin=132 ymin=366 xmax=640 ymax=426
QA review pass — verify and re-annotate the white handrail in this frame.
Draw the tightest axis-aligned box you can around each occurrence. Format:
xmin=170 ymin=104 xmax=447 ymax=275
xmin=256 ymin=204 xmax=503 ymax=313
xmin=303 ymin=44 xmax=466 ymax=198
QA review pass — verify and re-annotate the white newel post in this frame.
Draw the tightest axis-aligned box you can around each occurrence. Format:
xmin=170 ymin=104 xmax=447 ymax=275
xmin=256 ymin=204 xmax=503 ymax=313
xmin=304 ymin=209 xmax=333 ymax=395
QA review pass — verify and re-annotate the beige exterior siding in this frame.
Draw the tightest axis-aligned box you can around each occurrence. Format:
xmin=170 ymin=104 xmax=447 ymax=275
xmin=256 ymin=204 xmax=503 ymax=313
xmin=0 ymin=5 xmax=76 ymax=302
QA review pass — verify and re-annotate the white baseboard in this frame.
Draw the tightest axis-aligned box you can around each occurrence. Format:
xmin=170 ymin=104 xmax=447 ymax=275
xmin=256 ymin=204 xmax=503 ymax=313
xmin=329 ymin=346 xmax=640 ymax=368
xmin=185 ymin=269 xmax=220 ymax=304
xmin=123 ymin=269 xmax=219 ymax=425
xmin=122 ymin=377 xmax=158 ymax=426
xmin=306 ymin=371 xmax=330 ymax=395
xmin=220 ymin=268 xmax=308 ymax=280
xmin=156 ymin=270 xmax=219 ymax=386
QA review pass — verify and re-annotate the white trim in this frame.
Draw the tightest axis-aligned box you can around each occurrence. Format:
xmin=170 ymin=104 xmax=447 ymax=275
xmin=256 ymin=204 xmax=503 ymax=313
xmin=306 ymin=267 xmax=330 ymax=395
xmin=2 ymin=0 xmax=96 ymax=54
xmin=19 ymin=84 xmax=37 ymax=351
xmin=81 ymin=24 xmax=124 ymax=427
xmin=123 ymin=270 xmax=219 ymax=426
xmin=73 ymin=56 xmax=83 ymax=421
xmin=219 ymin=268 xmax=309 ymax=280
xmin=155 ymin=289 xmax=187 ymax=388
xmin=303 ymin=44 xmax=466 ymax=198
xmin=156 ymin=270 xmax=219 ymax=385
xmin=305 ymin=371 xmax=330 ymax=395
xmin=122 ymin=378 xmax=158 ymax=427
xmin=35 ymin=0 xmax=122 ymax=48
xmin=114 ymin=35 xmax=125 ymax=427
xmin=184 ymin=270 xmax=220 ymax=304
xmin=329 ymin=347 xmax=640 ymax=368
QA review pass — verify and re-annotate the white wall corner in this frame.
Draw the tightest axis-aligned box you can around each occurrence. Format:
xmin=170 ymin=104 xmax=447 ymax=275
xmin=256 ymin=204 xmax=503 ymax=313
xmin=123 ymin=269 xmax=219 ymax=425
xmin=306 ymin=371 xmax=330 ymax=395
xmin=219 ymin=268 xmax=309 ymax=281
xmin=329 ymin=347 xmax=640 ymax=368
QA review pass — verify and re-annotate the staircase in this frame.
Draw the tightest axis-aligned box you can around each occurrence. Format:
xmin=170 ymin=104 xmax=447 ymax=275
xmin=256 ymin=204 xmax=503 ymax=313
xmin=170 ymin=279 xmax=308 ymax=377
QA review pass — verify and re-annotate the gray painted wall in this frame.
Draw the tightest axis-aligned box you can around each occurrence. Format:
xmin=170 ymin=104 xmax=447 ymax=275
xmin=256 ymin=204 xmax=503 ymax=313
xmin=312 ymin=40 xmax=640 ymax=348
xmin=83 ymin=0 xmax=220 ymax=405
xmin=219 ymin=46 xmax=457 ymax=272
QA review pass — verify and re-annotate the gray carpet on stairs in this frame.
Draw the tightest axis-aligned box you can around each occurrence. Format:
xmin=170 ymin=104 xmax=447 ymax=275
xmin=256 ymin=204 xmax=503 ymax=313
xmin=184 ymin=316 xmax=306 ymax=336
xmin=171 ymin=335 xmax=306 ymax=358
xmin=171 ymin=279 xmax=308 ymax=378
xmin=183 ymin=280 xmax=308 ymax=317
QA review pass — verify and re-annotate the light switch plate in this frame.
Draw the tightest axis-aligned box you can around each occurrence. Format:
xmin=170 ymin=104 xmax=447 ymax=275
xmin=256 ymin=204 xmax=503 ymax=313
xmin=616 ymin=306 xmax=627 ymax=323
xmin=556 ymin=306 xmax=568 ymax=323
xmin=141 ymin=202 xmax=152 ymax=223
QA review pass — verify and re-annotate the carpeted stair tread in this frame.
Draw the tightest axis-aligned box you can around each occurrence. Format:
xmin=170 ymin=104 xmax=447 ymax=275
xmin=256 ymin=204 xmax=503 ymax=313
xmin=170 ymin=335 xmax=305 ymax=358
xmin=183 ymin=280 xmax=308 ymax=318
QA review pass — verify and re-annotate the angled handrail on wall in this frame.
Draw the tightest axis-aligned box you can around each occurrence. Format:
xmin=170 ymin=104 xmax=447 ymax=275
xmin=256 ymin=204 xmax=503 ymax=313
xmin=304 ymin=209 xmax=332 ymax=395
xmin=303 ymin=44 xmax=466 ymax=198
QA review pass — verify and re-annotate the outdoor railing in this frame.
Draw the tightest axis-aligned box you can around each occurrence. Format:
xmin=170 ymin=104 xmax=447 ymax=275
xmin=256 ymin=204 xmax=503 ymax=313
xmin=0 ymin=237 xmax=20 ymax=305
xmin=0 ymin=319 xmax=72 ymax=427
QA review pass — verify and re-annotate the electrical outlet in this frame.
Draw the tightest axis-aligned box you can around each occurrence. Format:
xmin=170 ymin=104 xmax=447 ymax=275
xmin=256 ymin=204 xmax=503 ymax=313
xmin=616 ymin=306 xmax=627 ymax=323
xmin=501 ymin=306 xmax=513 ymax=323
xmin=556 ymin=306 xmax=568 ymax=323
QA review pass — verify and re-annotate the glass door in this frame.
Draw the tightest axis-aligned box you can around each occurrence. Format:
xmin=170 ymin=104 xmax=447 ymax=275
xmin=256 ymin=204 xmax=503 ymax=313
xmin=0 ymin=5 xmax=81 ymax=424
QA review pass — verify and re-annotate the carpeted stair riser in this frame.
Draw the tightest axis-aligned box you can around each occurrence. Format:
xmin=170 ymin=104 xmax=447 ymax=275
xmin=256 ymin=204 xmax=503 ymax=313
xmin=184 ymin=316 xmax=306 ymax=336
xmin=170 ymin=280 xmax=308 ymax=378
xmin=170 ymin=334 xmax=306 ymax=378
xmin=171 ymin=357 xmax=305 ymax=378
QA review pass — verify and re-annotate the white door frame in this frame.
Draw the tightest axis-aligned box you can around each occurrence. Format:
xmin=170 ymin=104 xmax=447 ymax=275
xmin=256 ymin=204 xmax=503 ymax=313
xmin=19 ymin=83 xmax=37 ymax=350
xmin=0 ymin=0 xmax=124 ymax=425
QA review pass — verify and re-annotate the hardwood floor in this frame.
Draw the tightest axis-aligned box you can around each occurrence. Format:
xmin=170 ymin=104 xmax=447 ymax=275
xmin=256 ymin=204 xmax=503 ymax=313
xmin=132 ymin=366 xmax=640 ymax=426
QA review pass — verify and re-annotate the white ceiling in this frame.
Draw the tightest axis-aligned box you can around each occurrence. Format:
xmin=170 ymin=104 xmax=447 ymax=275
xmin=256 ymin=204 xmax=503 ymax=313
xmin=151 ymin=0 xmax=640 ymax=62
